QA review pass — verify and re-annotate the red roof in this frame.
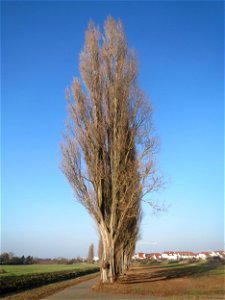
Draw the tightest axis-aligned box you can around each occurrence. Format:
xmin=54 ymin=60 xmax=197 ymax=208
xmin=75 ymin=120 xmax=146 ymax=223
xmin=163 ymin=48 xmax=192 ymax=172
xmin=137 ymin=252 xmax=145 ymax=258
xmin=146 ymin=253 xmax=161 ymax=258
xmin=163 ymin=251 xmax=177 ymax=255
xmin=178 ymin=252 xmax=196 ymax=256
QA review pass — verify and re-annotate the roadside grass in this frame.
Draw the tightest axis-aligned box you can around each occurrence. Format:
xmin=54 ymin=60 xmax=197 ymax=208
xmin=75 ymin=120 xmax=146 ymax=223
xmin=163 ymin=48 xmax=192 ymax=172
xmin=1 ymin=272 xmax=99 ymax=300
xmin=92 ymin=260 xmax=225 ymax=299
xmin=0 ymin=264 xmax=100 ymax=297
xmin=0 ymin=263 xmax=97 ymax=277
xmin=1 ymin=261 xmax=224 ymax=299
xmin=129 ymin=276 xmax=224 ymax=299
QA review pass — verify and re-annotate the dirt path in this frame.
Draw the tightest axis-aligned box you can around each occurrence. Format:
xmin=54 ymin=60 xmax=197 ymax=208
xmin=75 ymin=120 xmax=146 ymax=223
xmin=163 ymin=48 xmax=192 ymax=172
xmin=42 ymin=276 xmax=156 ymax=300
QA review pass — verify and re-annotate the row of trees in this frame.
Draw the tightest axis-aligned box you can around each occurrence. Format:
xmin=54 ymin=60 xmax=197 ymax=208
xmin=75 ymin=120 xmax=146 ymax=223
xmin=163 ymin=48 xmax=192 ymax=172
xmin=0 ymin=253 xmax=34 ymax=265
xmin=0 ymin=252 xmax=85 ymax=265
xmin=60 ymin=17 xmax=161 ymax=282
xmin=48 ymin=257 xmax=84 ymax=264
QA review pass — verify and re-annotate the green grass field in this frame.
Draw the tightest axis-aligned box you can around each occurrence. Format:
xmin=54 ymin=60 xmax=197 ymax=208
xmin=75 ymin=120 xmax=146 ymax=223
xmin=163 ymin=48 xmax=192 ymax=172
xmin=0 ymin=263 xmax=97 ymax=277
xmin=0 ymin=263 xmax=100 ymax=296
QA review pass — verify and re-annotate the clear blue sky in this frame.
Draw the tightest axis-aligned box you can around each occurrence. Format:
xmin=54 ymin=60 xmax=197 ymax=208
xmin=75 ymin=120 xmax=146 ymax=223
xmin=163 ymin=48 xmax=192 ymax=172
xmin=2 ymin=1 xmax=224 ymax=258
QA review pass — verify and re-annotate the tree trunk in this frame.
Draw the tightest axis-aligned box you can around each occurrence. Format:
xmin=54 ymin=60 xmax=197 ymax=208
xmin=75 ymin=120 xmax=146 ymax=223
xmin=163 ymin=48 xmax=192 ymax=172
xmin=123 ymin=253 xmax=128 ymax=272
xmin=99 ymin=224 xmax=117 ymax=283
xmin=108 ymin=243 xmax=116 ymax=282
xmin=120 ymin=251 xmax=124 ymax=275
xmin=100 ymin=227 xmax=109 ymax=283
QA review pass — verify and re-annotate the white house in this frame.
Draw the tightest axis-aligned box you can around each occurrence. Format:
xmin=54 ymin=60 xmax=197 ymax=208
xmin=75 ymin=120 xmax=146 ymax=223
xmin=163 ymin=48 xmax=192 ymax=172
xmin=215 ymin=251 xmax=225 ymax=258
xmin=93 ymin=256 xmax=99 ymax=262
xmin=178 ymin=252 xmax=196 ymax=260
xmin=145 ymin=253 xmax=161 ymax=261
xmin=196 ymin=252 xmax=210 ymax=260
xmin=132 ymin=252 xmax=146 ymax=260
xmin=161 ymin=252 xmax=179 ymax=261
xmin=209 ymin=251 xmax=225 ymax=259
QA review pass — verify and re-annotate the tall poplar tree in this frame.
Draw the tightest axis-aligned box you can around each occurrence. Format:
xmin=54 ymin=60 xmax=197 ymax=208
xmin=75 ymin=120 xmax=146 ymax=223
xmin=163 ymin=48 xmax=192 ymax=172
xmin=60 ymin=16 xmax=161 ymax=282
xmin=87 ymin=243 xmax=94 ymax=264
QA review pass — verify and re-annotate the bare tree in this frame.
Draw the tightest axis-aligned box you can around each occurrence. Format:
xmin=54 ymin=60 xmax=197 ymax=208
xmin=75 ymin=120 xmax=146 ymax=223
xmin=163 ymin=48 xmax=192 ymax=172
xmin=60 ymin=16 xmax=162 ymax=283
xmin=87 ymin=243 xmax=94 ymax=264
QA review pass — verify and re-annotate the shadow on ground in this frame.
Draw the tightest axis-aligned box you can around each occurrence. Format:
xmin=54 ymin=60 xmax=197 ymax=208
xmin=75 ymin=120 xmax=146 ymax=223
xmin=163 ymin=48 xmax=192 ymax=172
xmin=119 ymin=261 xmax=222 ymax=284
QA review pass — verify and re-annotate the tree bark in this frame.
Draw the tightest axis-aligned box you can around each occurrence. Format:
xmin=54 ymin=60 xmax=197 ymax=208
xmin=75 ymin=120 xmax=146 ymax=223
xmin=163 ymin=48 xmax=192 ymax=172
xmin=99 ymin=223 xmax=118 ymax=283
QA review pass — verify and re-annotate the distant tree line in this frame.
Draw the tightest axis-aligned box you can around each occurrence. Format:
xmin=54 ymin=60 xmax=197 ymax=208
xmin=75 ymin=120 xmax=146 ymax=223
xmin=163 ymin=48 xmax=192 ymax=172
xmin=0 ymin=253 xmax=34 ymax=265
xmin=0 ymin=252 xmax=85 ymax=265
xmin=51 ymin=257 xmax=84 ymax=264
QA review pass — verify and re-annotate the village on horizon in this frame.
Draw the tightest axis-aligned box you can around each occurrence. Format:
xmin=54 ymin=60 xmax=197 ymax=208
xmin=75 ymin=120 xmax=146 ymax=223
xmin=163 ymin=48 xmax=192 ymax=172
xmin=132 ymin=250 xmax=225 ymax=261
xmin=90 ymin=250 xmax=225 ymax=263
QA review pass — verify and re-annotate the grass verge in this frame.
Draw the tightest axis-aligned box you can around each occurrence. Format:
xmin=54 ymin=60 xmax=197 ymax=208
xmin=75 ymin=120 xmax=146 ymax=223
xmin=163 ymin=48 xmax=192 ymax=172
xmin=0 ymin=265 xmax=99 ymax=296
xmin=1 ymin=272 xmax=99 ymax=300
xmin=92 ymin=261 xmax=225 ymax=299
xmin=0 ymin=264 xmax=97 ymax=277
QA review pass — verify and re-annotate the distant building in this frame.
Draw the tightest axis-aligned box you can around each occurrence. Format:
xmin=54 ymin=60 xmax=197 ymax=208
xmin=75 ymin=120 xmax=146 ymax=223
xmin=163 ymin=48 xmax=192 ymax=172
xmin=196 ymin=252 xmax=210 ymax=260
xmin=178 ymin=252 xmax=196 ymax=260
xmin=132 ymin=250 xmax=224 ymax=262
xmin=214 ymin=251 xmax=225 ymax=258
xmin=161 ymin=251 xmax=178 ymax=261
xmin=93 ymin=256 xmax=99 ymax=262
xmin=132 ymin=252 xmax=146 ymax=260
xmin=145 ymin=253 xmax=161 ymax=261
